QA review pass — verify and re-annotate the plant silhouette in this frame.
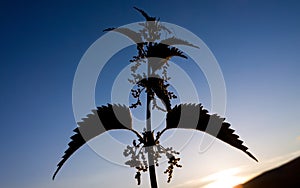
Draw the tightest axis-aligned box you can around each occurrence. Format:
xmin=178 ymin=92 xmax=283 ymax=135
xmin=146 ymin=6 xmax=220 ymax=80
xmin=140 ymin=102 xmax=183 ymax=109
xmin=53 ymin=7 xmax=257 ymax=188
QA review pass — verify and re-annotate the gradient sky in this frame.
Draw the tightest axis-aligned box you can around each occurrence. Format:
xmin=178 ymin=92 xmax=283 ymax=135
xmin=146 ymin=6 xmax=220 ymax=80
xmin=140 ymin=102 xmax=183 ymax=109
xmin=1 ymin=0 xmax=300 ymax=188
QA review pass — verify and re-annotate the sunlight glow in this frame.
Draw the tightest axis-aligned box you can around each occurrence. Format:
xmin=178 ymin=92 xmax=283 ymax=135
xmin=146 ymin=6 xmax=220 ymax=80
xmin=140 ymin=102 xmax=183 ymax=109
xmin=202 ymin=168 xmax=246 ymax=188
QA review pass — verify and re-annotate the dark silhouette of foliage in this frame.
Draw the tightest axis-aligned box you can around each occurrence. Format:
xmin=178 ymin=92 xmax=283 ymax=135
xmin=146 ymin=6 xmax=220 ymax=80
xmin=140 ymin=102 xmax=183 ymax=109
xmin=52 ymin=104 xmax=142 ymax=180
xmin=135 ymin=171 xmax=142 ymax=185
xmin=161 ymin=104 xmax=258 ymax=161
xmin=164 ymin=153 xmax=182 ymax=183
xmin=133 ymin=7 xmax=157 ymax=21
xmin=129 ymin=77 xmax=177 ymax=112
xmin=123 ymin=139 xmax=182 ymax=184
xmin=53 ymin=7 xmax=257 ymax=188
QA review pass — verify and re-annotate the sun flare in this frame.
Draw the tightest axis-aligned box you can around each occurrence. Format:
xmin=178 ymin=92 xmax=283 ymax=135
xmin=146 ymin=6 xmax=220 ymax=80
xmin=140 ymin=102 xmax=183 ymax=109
xmin=202 ymin=168 xmax=246 ymax=188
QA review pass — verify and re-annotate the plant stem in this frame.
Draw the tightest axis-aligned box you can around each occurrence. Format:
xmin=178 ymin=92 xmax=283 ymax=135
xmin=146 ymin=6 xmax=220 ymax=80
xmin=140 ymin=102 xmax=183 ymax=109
xmin=146 ymin=93 xmax=158 ymax=188
xmin=146 ymin=59 xmax=158 ymax=188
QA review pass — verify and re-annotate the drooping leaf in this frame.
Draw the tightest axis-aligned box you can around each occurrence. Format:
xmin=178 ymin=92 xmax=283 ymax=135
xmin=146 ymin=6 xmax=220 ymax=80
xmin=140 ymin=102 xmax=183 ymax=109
xmin=103 ymin=27 xmax=145 ymax=58
xmin=103 ymin=27 xmax=143 ymax=44
xmin=163 ymin=104 xmax=258 ymax=162
xmin=52 ymin=104 xmax=142 ymax=180
xmin=138 ymin=78 xmax=172 ymax=111
xmin=160 ymin=37 xmax=199 ymax=48
xmin=146 ymin=43 xmax=187 ymax=59
xmin=146 ymin=43 xmax=187 ymax=72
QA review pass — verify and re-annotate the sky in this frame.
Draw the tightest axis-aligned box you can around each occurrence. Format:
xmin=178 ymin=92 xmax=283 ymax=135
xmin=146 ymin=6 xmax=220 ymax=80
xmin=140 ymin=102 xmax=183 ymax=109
xmin=0 ymin=0 xmax=300 ymax=188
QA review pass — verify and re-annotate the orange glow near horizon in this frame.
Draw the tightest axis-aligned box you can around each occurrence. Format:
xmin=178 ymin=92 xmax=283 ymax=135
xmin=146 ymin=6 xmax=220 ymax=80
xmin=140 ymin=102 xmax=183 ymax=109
xmin=201 ymin=168 xmax=247 ymax=188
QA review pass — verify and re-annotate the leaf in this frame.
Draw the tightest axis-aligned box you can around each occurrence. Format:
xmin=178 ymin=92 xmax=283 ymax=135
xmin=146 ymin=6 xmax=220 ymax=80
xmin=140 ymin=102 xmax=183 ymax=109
xmin=163 ymin=104 xmax=258 ymax=162
xmin=138 ymin=78 xmax=172 ymax=111
xmin=161 ymin=37 xmax=199 ymax=48
xmin=134 ymin=7 xmax=156 ymax=21
xmin=52 ymin=104 xmax=142 ymax=180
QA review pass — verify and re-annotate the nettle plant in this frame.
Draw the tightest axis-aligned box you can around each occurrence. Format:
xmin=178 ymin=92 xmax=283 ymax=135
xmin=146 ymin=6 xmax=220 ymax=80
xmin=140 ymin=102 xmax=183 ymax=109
xmin=53 ymin=7 xmax=257 ymax=188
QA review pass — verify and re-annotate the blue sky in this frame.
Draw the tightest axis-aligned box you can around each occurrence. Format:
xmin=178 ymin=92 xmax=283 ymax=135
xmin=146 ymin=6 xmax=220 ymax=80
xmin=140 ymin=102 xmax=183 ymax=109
xmin=1 ymin=0 xmax=300 ymax=188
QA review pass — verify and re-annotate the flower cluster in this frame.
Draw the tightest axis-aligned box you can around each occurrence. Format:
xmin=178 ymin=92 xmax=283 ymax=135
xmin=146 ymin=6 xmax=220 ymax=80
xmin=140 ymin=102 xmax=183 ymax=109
xmin=123 ymin=139 xmax=182 ymax=185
